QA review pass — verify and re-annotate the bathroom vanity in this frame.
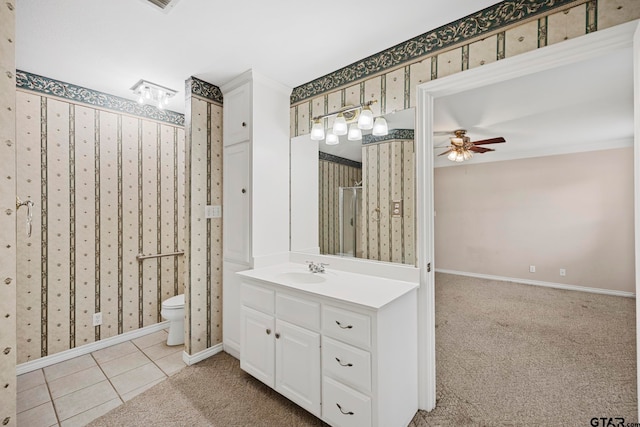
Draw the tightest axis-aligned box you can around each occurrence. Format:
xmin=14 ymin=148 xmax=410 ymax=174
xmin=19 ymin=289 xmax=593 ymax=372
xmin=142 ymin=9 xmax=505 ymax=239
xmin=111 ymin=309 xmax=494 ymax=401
xmin=237 ymin=263 xmax=418 ymax=427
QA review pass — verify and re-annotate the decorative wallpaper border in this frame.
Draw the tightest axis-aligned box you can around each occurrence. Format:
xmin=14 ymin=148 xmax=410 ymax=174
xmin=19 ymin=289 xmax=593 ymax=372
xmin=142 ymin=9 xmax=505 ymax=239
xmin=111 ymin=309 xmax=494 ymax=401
xmin=363 ymin=129 xmax=414 ymax=145
xmin=189 ymin=77 xmax=223 ymax=105
xmin=319 ymin=151 xmax=362 ymax=169
xmin=16 ymin=70 xmax=185 ymax=126
xmin=290 ymin=0 xmax=580 ymax=104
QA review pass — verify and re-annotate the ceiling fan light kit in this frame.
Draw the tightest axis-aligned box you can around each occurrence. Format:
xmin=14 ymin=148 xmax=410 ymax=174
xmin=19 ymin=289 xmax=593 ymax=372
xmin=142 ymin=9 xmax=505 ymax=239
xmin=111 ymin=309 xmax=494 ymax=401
xmin=439 ymin=129 xmax=506 ymax=163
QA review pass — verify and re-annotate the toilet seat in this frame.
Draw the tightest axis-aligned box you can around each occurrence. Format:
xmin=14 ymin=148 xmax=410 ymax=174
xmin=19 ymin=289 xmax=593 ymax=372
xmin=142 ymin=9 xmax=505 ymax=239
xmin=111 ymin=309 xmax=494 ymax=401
xmin=162 ymin=294 xmax=184 ymax=309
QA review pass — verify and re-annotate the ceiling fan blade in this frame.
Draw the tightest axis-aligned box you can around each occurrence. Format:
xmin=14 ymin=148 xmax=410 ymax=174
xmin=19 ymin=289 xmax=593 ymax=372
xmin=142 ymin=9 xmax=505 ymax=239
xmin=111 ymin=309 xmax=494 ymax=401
xmin=469 ymin=146 xmax=495 ymax=154
xmin=472 ymin=137 xmax=506 ymax=145
xmin=438 ymin=148 xmax=453 ymax=156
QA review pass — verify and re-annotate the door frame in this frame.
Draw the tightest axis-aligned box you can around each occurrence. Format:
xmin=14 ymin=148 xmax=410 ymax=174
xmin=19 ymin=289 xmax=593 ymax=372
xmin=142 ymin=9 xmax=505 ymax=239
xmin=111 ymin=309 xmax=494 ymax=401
xmin=415 ymin=20 xmax=640 ymax=412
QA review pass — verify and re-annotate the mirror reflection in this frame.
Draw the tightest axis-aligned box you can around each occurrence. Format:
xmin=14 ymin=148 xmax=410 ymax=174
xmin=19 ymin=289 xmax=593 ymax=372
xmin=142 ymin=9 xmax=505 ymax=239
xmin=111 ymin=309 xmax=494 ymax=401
xmin=316 ymin=108 xmax=416 ymax=265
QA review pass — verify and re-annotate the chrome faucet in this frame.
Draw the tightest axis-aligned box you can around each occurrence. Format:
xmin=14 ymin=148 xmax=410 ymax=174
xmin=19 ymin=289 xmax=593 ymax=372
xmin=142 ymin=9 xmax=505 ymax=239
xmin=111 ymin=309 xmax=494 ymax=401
xmin=306 ymin=261 xmax=328 ymax=273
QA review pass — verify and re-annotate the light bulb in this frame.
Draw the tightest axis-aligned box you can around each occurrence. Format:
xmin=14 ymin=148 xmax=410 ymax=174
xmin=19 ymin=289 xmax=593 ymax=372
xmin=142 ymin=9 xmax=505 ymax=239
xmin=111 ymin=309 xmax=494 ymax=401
xmin=164 ymin=96 xmax=169 ymax=105
xmin=325 ymin=132 xmax=339 ymax=145
xmin=144 ymin=87 xmax=151 ymax=99
xmin=333 ymin=113 xmax=347 ymax=136
xmin=158 ymin=100 xmax=164 ymax=110
xmin=372 ymin=117 xmax=388 ymax=136
xmin=358 ymin=106 xmax=374 ymax=130
xmin=310 ymin=119 xmax=325 ymax=141
xmin=347 ymin=124 xmax=362 ymax=141
xmin=447 ymin=151 xmax=457 ymax=161
xmin=137 ymin=94 xmax=144 ymax=104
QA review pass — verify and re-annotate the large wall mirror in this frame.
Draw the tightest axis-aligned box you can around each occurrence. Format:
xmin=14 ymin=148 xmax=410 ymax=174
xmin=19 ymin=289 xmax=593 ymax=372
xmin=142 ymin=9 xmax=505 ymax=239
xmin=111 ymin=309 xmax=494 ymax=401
xmin=290 ymin=107 xmax=416 ymax=266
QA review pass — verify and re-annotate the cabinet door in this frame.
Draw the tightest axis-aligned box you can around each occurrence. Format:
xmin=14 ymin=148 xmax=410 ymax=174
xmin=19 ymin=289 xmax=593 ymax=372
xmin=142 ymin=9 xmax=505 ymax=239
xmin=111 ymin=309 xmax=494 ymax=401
xmin=223 ymin=83 xmax=251 ymax=146
xmin=223 ymin=142 xmax=250 ymax=264
xmin=275 ymin=319 xmax=321 ymax=416
xmin=240 ymin=306 xmax=275 ymax=388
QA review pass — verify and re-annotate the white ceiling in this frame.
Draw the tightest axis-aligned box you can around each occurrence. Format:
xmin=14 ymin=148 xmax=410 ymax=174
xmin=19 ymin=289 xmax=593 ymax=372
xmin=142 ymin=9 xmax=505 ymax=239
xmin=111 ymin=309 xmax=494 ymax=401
xmin=433 ymin=47 xmax=634 ymax=167
xmin=15 ymin=0 xmax=499 ymax=113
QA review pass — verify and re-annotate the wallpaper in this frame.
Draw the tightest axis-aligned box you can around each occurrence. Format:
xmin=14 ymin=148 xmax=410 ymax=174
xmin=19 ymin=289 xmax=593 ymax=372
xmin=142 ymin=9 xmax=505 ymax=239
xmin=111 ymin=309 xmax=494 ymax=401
xmin=183 ymin=79 xmax=223 ymax=356
xmin=318 ymin=158 xmax=362 ymax=257
xmin=361 ymin=139 xmax=415 ymax=265
xmin=290 ymin=0 xmax=639 ymax=136
xmin=0 ymin=1 xmax=17 ymax=425
xmin=15 ymin=90 xmax=186 ymax=363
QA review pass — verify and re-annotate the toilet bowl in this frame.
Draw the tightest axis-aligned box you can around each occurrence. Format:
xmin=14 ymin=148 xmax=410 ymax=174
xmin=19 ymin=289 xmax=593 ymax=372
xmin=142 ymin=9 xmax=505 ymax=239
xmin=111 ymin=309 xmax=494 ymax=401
xmin=161 ymin=294 xmax=185 ymax=346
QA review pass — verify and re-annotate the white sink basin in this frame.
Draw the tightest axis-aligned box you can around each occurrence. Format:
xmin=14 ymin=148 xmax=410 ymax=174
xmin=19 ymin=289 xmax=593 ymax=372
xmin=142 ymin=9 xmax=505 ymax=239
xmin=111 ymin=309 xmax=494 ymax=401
xmin=276 ymin=272 xmax=326 ymax=284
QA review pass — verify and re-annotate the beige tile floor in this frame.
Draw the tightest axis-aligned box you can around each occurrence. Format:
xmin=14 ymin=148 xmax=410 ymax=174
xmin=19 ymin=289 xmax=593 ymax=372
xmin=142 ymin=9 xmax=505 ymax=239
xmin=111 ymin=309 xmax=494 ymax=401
xmin=16 ymin=329 xmax=186 ymax=427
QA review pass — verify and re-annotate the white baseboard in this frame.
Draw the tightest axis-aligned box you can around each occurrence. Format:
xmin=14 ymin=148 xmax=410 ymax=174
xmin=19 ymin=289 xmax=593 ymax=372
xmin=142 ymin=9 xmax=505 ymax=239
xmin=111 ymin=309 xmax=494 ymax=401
xmin=223 ymin=341 xmax=240 ymax=360
xmin=436 ymin=269 xmax=636 ymax=298
xmin=17 ymin=321 xmax=170 ymax=375
xmin=182 ymin=343 xmax=224 ymax=366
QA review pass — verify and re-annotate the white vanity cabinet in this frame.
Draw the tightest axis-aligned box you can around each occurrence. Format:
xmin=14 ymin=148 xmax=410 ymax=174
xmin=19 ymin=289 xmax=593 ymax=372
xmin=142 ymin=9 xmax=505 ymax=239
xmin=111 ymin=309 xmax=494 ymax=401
xmin=238 ymin=268 xmax=418 ymax=427
xmin=241 ymin=283 xmax=322 ymax=416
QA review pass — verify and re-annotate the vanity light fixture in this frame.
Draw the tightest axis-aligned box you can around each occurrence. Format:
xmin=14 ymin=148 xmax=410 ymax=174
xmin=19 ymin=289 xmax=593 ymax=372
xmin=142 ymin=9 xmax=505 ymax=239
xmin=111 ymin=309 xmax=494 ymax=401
xmin=333 ymin=113 xmax=348 ymax=136
xmin=310 ymin=100 xmax=388 ymax=145
xmin=372 ymin=116 xmax=389 ymax=136
xmin=325 ymin=131 xmax=339 ymax=145
xmin=347 ymin=123 xmax=362 ymax=141
xmin=130 ymin=79 xmax=177 ymax=110
xmin=310 ymin=119 xmax=325 ymax=141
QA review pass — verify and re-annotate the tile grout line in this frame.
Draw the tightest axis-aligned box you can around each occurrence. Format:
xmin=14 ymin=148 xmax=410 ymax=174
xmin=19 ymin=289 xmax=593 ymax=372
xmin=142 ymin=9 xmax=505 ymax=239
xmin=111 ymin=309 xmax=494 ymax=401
xmin=90 ymin=351 xmax=125 ymax=411
xmin=42 ymin=368 xmax=62 ymax=427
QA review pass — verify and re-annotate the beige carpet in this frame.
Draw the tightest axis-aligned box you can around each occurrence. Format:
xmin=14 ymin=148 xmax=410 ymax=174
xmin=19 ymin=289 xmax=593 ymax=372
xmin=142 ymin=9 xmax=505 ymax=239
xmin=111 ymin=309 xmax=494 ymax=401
xmin=91 ymin=273 xmax=637 ymax=426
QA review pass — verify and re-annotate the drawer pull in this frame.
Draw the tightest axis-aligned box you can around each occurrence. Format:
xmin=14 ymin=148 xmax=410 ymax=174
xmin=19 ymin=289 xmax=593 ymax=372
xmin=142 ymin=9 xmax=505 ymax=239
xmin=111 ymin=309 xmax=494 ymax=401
xmin=241 ymin=122 xmax=247 ymax=127
xmin=275 ymin=332 xmax=280 ymax=339
xmin=266 ymin=329 xmax=271 ymax=335
xmin=335 ymin=357 xmax=353 ymax=367
xmin=336 ymin=403 xmax=354 ymax=416
xmin=335 ymin=320 xmax=353 ymax=329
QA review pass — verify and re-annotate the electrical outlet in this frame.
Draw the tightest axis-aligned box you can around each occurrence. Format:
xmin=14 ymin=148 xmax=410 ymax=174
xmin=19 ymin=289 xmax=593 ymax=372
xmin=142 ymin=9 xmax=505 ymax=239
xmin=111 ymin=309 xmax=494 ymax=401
xmin=560 ymin=268 xmax=566 ymax=277
xmin=529 ymin=265 xmax=536 ymax=273
xmin=93 ymin=312 xmax=102 ymax=327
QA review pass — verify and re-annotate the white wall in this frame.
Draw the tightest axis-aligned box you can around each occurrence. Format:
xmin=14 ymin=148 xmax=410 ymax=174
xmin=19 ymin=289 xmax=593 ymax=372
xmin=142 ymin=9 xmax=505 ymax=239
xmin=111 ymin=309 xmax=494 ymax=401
xmin=434 ymin=147 xmax=635 ymax=293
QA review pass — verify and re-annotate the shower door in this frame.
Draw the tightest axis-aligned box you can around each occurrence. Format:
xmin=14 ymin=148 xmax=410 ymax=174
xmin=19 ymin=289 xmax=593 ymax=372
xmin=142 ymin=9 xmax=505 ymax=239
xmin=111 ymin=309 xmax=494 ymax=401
xmin=339 ymin=186 xmax=362 ymax=257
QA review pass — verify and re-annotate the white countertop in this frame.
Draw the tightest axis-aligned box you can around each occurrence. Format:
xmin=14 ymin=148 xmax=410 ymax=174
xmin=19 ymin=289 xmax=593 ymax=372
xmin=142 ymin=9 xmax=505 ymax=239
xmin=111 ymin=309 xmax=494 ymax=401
xmin=237 ymin=262 xmax=418 ymax=310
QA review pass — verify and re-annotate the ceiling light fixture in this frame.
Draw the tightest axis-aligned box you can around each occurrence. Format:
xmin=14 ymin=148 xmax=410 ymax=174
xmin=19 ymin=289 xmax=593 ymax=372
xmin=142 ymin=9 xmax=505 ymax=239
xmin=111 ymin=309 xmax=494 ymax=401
xmin=310 ymin=100 xmax=388 ymax=145
xmin=130 ymin=79 xmax=177 ymax=110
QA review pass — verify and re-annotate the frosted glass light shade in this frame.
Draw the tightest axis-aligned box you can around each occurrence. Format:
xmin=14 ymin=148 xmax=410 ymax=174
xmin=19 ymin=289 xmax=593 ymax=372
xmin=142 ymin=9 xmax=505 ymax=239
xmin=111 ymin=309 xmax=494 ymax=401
xmin=358 ymin=107 xmax=374 ymax=130
xmin=347 ymin=124 xmax=362 ymax=141
xmin=333 ymin=113 xmax=348 ymax=135
xmin=447 ymin=151 xmax=457 ymax=161
xmin=310 ymin=120 xmax=325 ymax=141
xmin=372 ymin=117 xmax=388 ymax=136
xmin=463 ymin=150 xmax=473 ymax=160
xmin=325 ymin=132 xmax=339 ymax=145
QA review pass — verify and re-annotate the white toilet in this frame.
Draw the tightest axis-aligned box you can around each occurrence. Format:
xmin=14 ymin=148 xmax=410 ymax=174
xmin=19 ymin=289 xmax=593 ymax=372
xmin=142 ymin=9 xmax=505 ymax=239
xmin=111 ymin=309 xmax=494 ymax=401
xmin=161 ymin=294 xmax=185 ymax=346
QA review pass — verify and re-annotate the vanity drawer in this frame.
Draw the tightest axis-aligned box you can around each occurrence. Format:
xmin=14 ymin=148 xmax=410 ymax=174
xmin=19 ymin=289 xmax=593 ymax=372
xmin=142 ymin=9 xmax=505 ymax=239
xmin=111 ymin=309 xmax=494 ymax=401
xmin=322 ymin=305 xmax=371 ymax=349
xmin=276 ymin=293 xmax=320 ymax=331
xmin=241 ymin=282 xmax=274 ymax=314
xmin=322 ymin=377 xmax=371 ymax=427
xmin=322 ymin=337 xmax=371 ymax=392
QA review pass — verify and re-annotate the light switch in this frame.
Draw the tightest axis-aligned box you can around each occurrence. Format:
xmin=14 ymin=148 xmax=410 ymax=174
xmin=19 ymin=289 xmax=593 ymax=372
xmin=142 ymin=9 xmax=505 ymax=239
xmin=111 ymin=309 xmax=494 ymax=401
xmin=205 ymin=205 xmax=222 ymax=218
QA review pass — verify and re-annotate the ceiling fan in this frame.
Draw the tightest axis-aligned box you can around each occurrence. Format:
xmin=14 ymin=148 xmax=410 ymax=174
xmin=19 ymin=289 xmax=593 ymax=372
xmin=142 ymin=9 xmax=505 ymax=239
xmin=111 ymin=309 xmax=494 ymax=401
xmin=437 ymin=129 xmax=506 ymax=162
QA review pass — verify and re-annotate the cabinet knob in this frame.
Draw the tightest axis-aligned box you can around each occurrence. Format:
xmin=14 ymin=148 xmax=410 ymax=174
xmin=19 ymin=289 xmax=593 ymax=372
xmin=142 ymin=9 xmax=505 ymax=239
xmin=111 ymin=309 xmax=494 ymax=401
xmin=266 ymin=329 xmax=271 ymax=335
xmin=336 ymin=403 xmax=354 ymax=415
xmin=275 ymin=332 xmax=280 ymax=339
xmin=241 ymin=188 xmax=246 ymax=194
xmin=335 ymin=320 xmax=353 ymax=329
xmin=241 ymin=122 xmax=247 ymax=127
